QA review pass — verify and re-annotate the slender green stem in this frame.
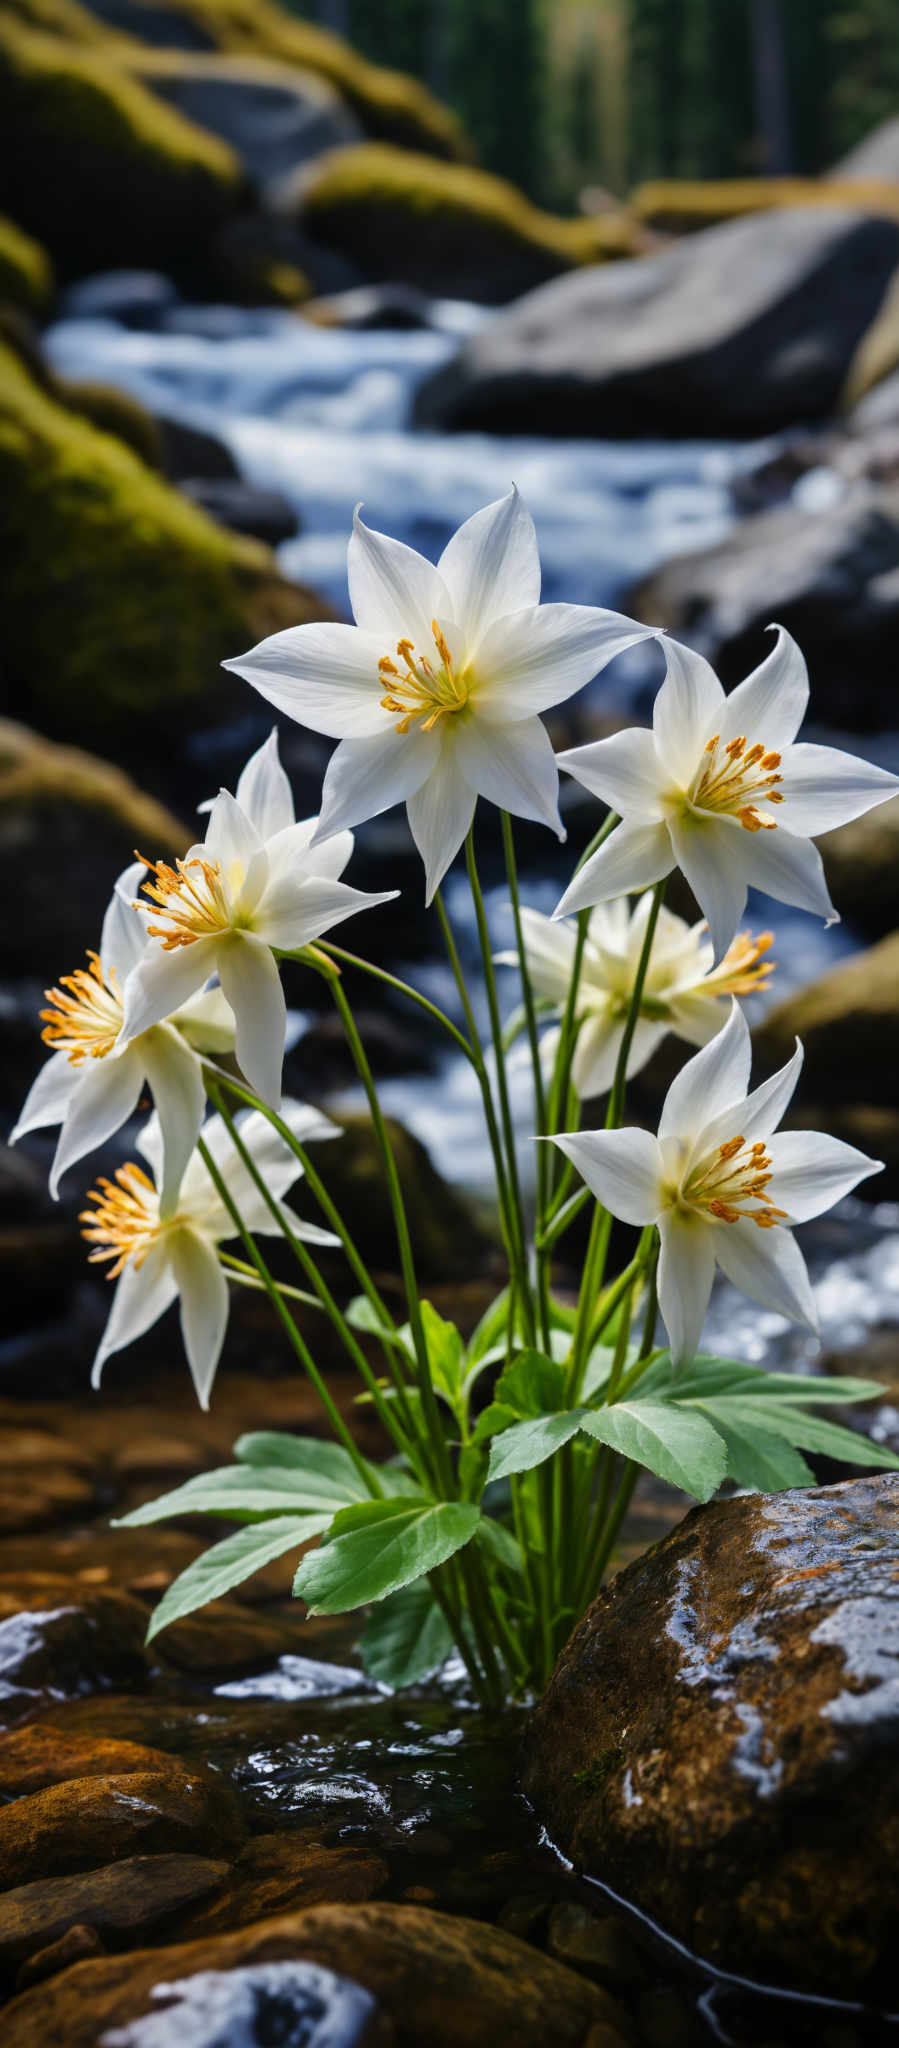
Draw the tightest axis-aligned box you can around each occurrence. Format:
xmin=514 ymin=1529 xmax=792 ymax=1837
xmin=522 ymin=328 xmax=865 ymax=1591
xmin=606 ymin=880 xmax=666 ymax=1130
xmin=319 ymin=942 xmax=477 ymax=1066
xmin=501 ymin=811 xmax=551 ymax=1350
xmin=537 ymin=1183 xmax=591 ymax=1252
xmin=433 ymin=884 xmax=520 ymax=1279
xmin=218 ymin=1254 xmax=319 ymax=1309
xmin=465 ymin=827 xmax=535 ymax=1344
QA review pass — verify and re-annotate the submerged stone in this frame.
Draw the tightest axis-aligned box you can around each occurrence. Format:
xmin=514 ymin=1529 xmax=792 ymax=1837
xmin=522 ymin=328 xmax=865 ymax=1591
xmin=0 ymin=1855 xmax=230 ymax=1969
xmin=521 ymin=1474 xmax=899 ymax=1995
xmin=0 ymin=1589 xmax=150 ymax=1726
xmin=0 ymin=1764 xmax=245 ymax=1887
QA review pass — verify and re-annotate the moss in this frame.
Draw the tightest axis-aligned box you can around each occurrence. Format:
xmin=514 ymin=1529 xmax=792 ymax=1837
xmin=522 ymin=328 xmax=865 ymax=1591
xmin=0 ymin=335 xmax=327 ymax=742
xmin=0 ymin=213 xmax=53 ymax=316
xmin=572 ymin=1750 xmax=623 ymax=1794
xmin=54 ymin=378 xmax=165 ymax=467
xmin=0 ymin=19 xmax=244 ymax=279
xmin=296 ymin=143 xmax=636 ymax=302
xmin=0 ymin=717 xmax=191 ymax=854
xmin=631 ymin=176 xmax=899 ymax=235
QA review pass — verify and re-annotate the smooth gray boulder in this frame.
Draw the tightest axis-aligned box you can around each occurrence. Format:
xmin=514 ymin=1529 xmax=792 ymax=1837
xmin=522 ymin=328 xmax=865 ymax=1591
xmin=138 ymin=58 xmax=362 ymax=197
xmin=831 ymin=117 xmax=899 ymax=183
xmin=414 ymin=206 xmax=899 ymax=438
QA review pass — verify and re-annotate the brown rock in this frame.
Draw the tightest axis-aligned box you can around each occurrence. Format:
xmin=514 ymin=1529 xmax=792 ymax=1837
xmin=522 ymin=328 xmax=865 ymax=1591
xmin=0 ymin=1766 xmax=244 ymax=1888
xmin=0 ymin=1855 xmax=229 ymax=1968
xmin=0 ymin=1588 xmax=150 ymax=1726
xmin=521 ymin=1474 xmax=899 ymax=1994
xmin=158 ymin=1596 xmax=303 ymax=1674
xmin=0 ymin=1902 xmax=628 ymax=2046
xmin=0 ymin=1726 xmax=176 ymax=1800
xmin=819 ymin=793 xmax=899 ymax=939
xmin=14 ymin=1922 xmax=105 ymax=1991
xmin=0 ymin=1468 xmax=97 ymax=1537
xmin=0 ymin=1526 xmax=207 ymax=1602
xmin=752 ymin=931 xmax=899 ymax=1111
xmin=179 ymin=1834 xmax=388 ymax=1937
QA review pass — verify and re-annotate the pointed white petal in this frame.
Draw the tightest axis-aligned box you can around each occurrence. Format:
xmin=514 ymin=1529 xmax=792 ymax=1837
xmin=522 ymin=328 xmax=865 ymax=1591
xmin=551 ymin=1127 xmax=664 ymax=1224
xmin=652 ymin=637 xmax=725 ymax=785
xmin=275 ymin=1202 xmax=340 ymax=1247
xmin=556 ymin=726 xmax=665 ymax=819
xmin=496 ymin=906 xmax=576 ymax=1001
xmin=216 ymin=935 xmax=286 ymax=1110
xmin=172 ymin=984 xmax=235 ymax=1055
xmin=235 ymin=728 xmax=295 ymax=839
xmin=265 ymin=817 xmax=353 ymax=883
xmin=667 ymin=814 xmax=748 ymax=963
xmin=170 ymin=1227 xmax=230 ymax=1409
xmin=135 ymin=1108 xmax=164 ymax=1181
xmin=474 ymin=605 xmax=656 ymax=722
xmin=554 ymin=821 xmax=673 ymax=918
xmin=713 ymin=1220 xmax=818 ymax=1332
xmin=406 ymin=738 xmax=476 ymax=903
xmin=224 ymin=623 xmax=390 ymax=739
xmin=659 ymin=1001 xmax=751 ymax=1144
xmin=657 ymin=1208 xmax=716 ymax=1367
xmin=347 ymin=507 xmax=450 ymax=644
xmin=570 ymin=1012 xmax=621 ymax=1097
xmin=253 ymin=873 xmax=397 ymax=951
xmin=203 ymin=788 xmax=264 ymax=880
xmin=313 ymin=726 xmax=440 ymax=841
xmin=455 ymin=714 xmax=563 ymax=836
xmin=140 ymin=1026 xmax=206 ymax=1220
xmin=120 ymin=940 xmax=218 ymax=1042
xmin=11 ymin=1051 xmax=77 ymax=1143
xmin=717 ymin=626 xmax=809 ymax=752
xmin=201 ymin=1100 xmax=328 ymax=1226
xmin=91 ymin=1240 xmax=177 ymax=1388
xmin=740 ymin=827 xmax=838 ymax=926
xmin=49 ymin=1050 xmax=144 ymax=1199
xmin=667 ymin=991 xmax=729 ymax=1048
xmin=764 ymin=1130 xmax=882 ymax=1222
xmin=700 ymin=1039 xmax=803 ymax=1157
xmin=775 ymin=742 xmax=899 ymax=837
xmin=437 ymin=485 xmax=540 ymax=644
xmin=101 ymin=865 xmax=149 ymax=981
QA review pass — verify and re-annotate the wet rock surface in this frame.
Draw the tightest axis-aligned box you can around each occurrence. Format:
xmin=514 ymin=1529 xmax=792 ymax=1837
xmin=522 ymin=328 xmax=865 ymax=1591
xmin=0 ymin=1855 xmax=230 ymax=1972
xmin=521 ymin=1474 xmax=899 ymax=1996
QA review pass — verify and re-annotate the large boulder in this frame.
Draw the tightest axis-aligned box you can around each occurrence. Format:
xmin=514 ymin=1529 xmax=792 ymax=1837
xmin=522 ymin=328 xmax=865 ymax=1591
xmin=832 ymin=118 xmax=899 ymax=183
xmin=752 ymin=930 xmax=899 ymax=1109
xmin=414 ymin=205 xmax=899 ymax=435
xmin=521 ymin=1474 xmax=899 ymax=1994
xmin=135 ymin=51 xmax=362 ymax=196
xmin=625 ymin=482 xmax=899 ymax=724
xmin=819 ymin=794 xmax=899 ymax=938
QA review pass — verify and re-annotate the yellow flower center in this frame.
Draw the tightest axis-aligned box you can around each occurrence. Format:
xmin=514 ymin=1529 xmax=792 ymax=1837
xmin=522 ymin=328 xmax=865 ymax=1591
xmin=379 ymin=619 xmax=471 ymax=734
xmin=701 ymin=928 xmax=776 ymax=995
xmin=688 ymin=734 xmax=785 ymax=832
xmin=80 ymin=1162 xmax=162 ymax=1279
xmin=680 ymin=1134 xmax=788 ymax=1228
xmin=40 ymin=952 xmax=123 ymax=1064
xmin=138 ymin=852 xmax=233 ymax=949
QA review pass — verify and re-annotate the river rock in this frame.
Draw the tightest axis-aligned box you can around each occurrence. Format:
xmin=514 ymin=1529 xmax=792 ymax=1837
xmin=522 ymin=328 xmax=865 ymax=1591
xmin=298 ymin=1114 xmax=493 ymax=1280
xmin=818 ymin=794 xmax=899 ymax=937
xmin=0 ymin=1764 xmax=244 ymax=1887
xmin=59 ymin=270 xmax=180 ymax=328
xmin=0 ymin=1727 xmax=179 ymax=1800
xmin=831 ymin=116 xmax=899 ymax=181
xmin=0 ymin=1902 xmax=626 ymax=2047
xmin=752 ymin=930 xmax=899 ymax=1109
xmin=0 ymin=1856 xmax=229 ymax=1971
xmin=178 ymin=478 xmax=298 ymax=546
xmin=0 ymin=1586 xmax=150 ymax=1726
xmin=521 ymin=1473 xmax=899 ymax=1994
xmin=178 ymin=1834 xmax=389 ymax=1938
xmin=414 ymin=206 xmax=899 ymax=435
xmin=137 ymin=53 xmax=362 ymax=196
xmin=624 ymin=481 xmax=899 ymax=723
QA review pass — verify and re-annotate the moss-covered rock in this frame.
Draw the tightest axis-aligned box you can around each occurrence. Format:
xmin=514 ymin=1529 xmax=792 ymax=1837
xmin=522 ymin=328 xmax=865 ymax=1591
xmin=0 ymin=335 xmax=328 ymax=743
xmin=0 ymin=17 xmax=244 ymax=279
xmin=289 ymin=142 xmax=637 ymax=305
xmin=631 ymin=174 xmax=899 ymax=235
xmin=0 ymin=214 xmax=53 ymax=316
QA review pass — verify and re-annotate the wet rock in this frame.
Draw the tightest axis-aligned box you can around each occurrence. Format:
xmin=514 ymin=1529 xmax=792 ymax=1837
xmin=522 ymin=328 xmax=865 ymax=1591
xmin=819 ymin=796 xmax=899 ymax=939
xmin=104 ymin=1962 xmax=388 ymax=2048
xmin=546 ymin=1904 xmax=642 ymax=1990
xmin=154 ymin=411 xmax=239 ymax=484
xmin=0 ymin=1465 xmax=96 ymax=1536
xmin=831 ymin=117 xmax=899 ymax=181
xmin=58 ymin=270 xmax=180 ymax=329
xmin=138 ymin=53 xmax=362 ymax=195
xmin=521 ymin=1473 xmax=899 ymax=1993
xmin=0 ymin=1587 xmax=150 ymax=1725
xmin=753 ymin=931 xmax=899 ymax=1110
xmin=14 ymin=1920 xmax=105 ymax=1992
xmin=305 ymin=283 xmax=434 ymax=330
xmin=0 ymin=1726 xmax=184 ymax=1800
xmin=0 ymin=1764 xmax=245 ymax=1887
xmin=0 ymin=1855 xmax=229 ymax=1970
xmin=158 ymin=1596 xmax=304 ymax=1674
xmin=297 ymin=1114 xmax=492 ymax=1281
xmin=0 ymin=1901 xmax=626 ymax=2046
xmin=178 ymin=478 xmax=298 ymax=547
xmin=415 ymin=206 xmax=899 ymax=436
xmin=178 ymin=1833 xmax=388 ymax=1937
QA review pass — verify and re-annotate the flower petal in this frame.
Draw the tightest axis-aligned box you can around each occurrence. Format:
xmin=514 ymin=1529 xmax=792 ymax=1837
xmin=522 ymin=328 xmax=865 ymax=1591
xmin=740 ymin=827 xmax=838 ymax=926
xmin=570 ymin=1012 xmax=620 ymax=1097
xmin=657 ymin=1208 xmax=716 ymax=1367
xmin=659 ymin=1000 xmax=751 ymax=1144
xmin=700 ymin=1039 xmax=803 ymax=1156
xmin=495 ymin=906 xmax=576 ymax=1001
xmin=554 ymin=821 xmax=673 ymax=919
xmin=550 ymin=1127 xmax=664 ymax=1224
xmin=120 ymin=939 xmax=219 ymax=1042
xmin=474 ymin=604 xmax=657 ymax=722
xmin=203 ymin=788 xmax=264 ymax=882
xmin=667 ymin=814 xmax=748 ymax=963
xmin=172 ymin=984 xmax=235 ymax=1055
xmin=10 ymin=1050 xmax=77 ymax=1143
xmin=557 ymin=726 xmax=665 ymax=819
xmin=437 ymin=485 xmax=540 ymax=645
xmin=141 ymin=1025 xmax=206 ymax=1220
xmin=313 ymin=725 xmax=440 ymax=841
xmin=224 ymin=623 xmax=390 ymax=739
xmin=265 ymin=817 xmax=353 ymax=883
xmin=406 ymin=737 xmax=476 ymax=903
xmin=170 ymin=1227 xmax=230 ymax=1410
xmin=234 ymin=728 xmax=295 ymax=839
xmin=216 ymin=934 xmax=286 ymax=1110
xmin=253 ymin=873 xmax=398 ymax=951
xmin=91 ymin=1240 xmax=178 ymax=1388
xmin=100 ymin=864 xmax=148 ymax=981
xmin=764 ymin=1130 xmax=882 ymax=1222
xmin=717 ymin=626 xmax=809 ymax=752
xmin=775 ymin=742 xmax=899 ymax=837
xmin=49 ymin=1049 xmax=144 ymax=1199
xmin=347 ymin=507 xmax=450 ymax=644
xmin=455 ymin=714 xmax=563 ymax=836
xmin=713 ymin=1219 xmax=818 ymax=1332
xmin=652 ymin=637 xmax=725 ymax=786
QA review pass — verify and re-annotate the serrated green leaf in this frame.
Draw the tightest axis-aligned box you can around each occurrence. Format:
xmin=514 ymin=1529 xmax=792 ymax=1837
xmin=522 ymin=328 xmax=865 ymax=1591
xmin=477 ymin=1516 xmax=523 ymax=1573
xmin=580 ymin=1401 xmax=727 ymax=1501
xmin=494 ymin=1348 xmax=567 ymax=1419
xmin=487 ymin=1409 xmax=587 ymax=1484
xmin=235 ymin=1434 xmax=369 ymax=1492
xmin=115 ymin=1465 xmax=358 ymax=1527
xmin=293 ymin=1498 xmax=481 ymax=1615
xmin=420 ymin=1300 xmax=466 ymax=1407
xmin=361 ymin=1579 xmax=454 ymax=1689
xmin=699 ymin=1397 xmax=899 ymax=1470
xmin=145 ymin=1515 xmax=331 ymax=1641
xmin=715 ymin=1418 xmax=816 ymax=1492
xmin=465 ymin=1286 xmax=512 ymax=1367
xmin=469 ymin=1401 xmax=518 ymax=1448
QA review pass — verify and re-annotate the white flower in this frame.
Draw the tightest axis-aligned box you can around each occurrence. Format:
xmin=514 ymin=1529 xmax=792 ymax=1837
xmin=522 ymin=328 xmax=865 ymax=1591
xmin=118 ymin=730 xmax=396 ymax=1111
xmin=551 ymin=1002 xmax=881 ymax=1367
xmin=554 ymin=628 xmax=899 ymax=958
xmin=10 ymin=862 xmax=235 ymax=1219
xmin=497 ymin=895 xmax=775 ymax=1098
xmin=223 ymin=488 xmax=658 ymax=902
xmin=83 ymin=1100 xmax=339 ymax=1407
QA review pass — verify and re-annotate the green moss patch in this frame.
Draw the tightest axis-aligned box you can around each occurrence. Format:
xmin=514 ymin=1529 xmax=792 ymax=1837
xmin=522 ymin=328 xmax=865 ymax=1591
xmin=0 ymin=214 xmax=53 ymax=316
xmin=632 ymin=176 xmax=899 ymax=235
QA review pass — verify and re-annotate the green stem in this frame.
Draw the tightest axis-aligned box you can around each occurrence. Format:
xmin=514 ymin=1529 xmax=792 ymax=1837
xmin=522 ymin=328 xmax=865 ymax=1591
xmin=501 ymin=811 xmax=551 ymax=1350
xmin=536 ymin=1183 xmax=591 ymax=1252
xmin=319 ymin=942 xmax=477 ymax=1066
xmin=433 ymin=885 xmax=520 ymax=1283
xmin=465 ymin=827 xmax=535 ymax=1345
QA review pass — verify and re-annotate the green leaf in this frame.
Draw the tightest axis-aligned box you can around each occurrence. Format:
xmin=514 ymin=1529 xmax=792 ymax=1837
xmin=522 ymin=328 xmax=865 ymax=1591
xmin=145 ymin=1515 xmax=331 ymax=1641
xmin=477 ymin=1516 xmax=523 ymax=1574
xmin=115 ymin=1465 xmax=358 ymax=1526
xmin=420 ymin=1300 xmax=466 ymax=1408
xmin=465 ymin=1286 xmax=512 ymax=1367
xmin=487 ymin=1409 xmax=587 ymax=1484
xmin=468 ymin=1400 xmax=518 ymax=1449
xmin=700 ymin=1397 xmax=899 ymax=1470
xmin=716 ymin=1418 xmax=816 ymax=1492
xmin=361 ymin=1580 xmax=454 ymax=1688
xmin=293 ymin=1497 xmax=481 ymax=1615
xmin=580 ymin=1401 xmax=728 ymax=1501
xmin=235 ymin=1434 xmax=370 ymax=1494
xmin=344 ymin=1299 xmax=413 ymax=1357
xmin=494 ymin=1348 xmax=567 ymax=1419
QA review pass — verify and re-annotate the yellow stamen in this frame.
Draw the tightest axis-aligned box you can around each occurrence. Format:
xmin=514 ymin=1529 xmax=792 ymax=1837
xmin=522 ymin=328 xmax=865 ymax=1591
xmin=80 ymin=1162 xmax=161 ymax=1279
xmin=689 ymin=731 xmax=785 ymax=832
xmin=701 ymin=929 xmax=776 ymax=998
xmin=137 ymin=850 xmax=232 ymax=950
xmin=379 ymin=618 xmax=471 ymax=735
xmin=40 ymin=952 xmax=123 ymax=1065
xmin=682 ymin=1135 xmax=788 ymax=1229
